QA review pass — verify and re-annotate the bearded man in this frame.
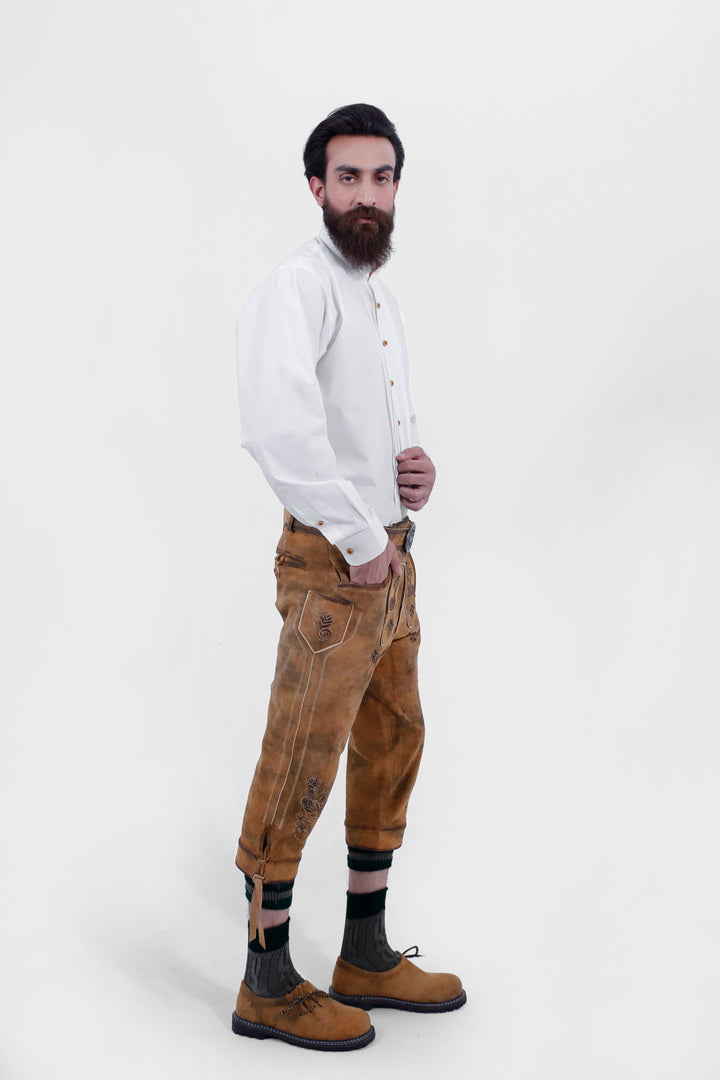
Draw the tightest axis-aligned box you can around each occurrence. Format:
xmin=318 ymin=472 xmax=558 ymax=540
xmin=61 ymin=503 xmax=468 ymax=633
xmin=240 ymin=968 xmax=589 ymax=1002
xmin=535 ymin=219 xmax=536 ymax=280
xmin=232 ymin=104 xmax=466 ymax=1051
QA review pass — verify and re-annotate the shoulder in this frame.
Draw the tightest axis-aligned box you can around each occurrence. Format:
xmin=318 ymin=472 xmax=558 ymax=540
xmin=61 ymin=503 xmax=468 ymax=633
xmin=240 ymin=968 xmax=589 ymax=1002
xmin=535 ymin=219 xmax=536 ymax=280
xmin=243 ymin=237 xmax=336 ymax=311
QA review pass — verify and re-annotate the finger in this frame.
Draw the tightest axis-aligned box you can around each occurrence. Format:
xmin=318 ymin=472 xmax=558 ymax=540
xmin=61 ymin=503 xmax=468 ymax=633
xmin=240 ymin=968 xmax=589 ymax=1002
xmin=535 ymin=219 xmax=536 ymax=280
xmin=396 ymin=468 xmax=429 ymax=483
xmin=396 ymin=446 xmax=424 ymax=462
xmin=401 ymin=495 xmax=427 ymax=510
xmin=390 ymin=547 xmax=402 ymax=575
xmin=398 ymin=485 xmax=428 ymax=500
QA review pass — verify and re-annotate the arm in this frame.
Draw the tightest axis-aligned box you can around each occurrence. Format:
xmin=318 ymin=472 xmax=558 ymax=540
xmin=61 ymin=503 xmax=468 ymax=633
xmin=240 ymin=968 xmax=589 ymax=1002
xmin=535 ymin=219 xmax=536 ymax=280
xmin=236 ymin=266 xmax=388 ymax=565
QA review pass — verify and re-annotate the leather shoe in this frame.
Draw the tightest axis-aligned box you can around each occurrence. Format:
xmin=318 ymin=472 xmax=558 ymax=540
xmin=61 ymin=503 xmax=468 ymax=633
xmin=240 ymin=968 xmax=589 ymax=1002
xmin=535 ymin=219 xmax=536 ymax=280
xmin=329 ymin=953 xmax=467 ymax=1013
xmin=232 ymin=979 xmax=375 ymax=1051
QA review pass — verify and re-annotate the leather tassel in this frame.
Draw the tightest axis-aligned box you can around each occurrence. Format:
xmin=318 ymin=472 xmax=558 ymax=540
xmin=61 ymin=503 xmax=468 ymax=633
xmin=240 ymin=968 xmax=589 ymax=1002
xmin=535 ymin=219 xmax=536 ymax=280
xmin=248 ymin=871 xmax=266 ymax=949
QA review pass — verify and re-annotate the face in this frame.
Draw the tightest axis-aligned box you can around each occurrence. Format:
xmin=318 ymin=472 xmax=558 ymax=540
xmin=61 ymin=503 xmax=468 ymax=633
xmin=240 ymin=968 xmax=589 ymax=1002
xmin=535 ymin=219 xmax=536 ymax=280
xmin=309 ymin=135 xmax=399 ymax=271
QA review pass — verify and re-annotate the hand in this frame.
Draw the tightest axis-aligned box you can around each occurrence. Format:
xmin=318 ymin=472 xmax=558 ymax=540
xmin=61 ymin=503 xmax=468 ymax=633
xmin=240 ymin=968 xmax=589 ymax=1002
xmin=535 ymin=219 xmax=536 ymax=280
xmin=349 ymin=538 xmax=402 ymax=585
xmin=396 ymin=446 xmax=436 ymax=510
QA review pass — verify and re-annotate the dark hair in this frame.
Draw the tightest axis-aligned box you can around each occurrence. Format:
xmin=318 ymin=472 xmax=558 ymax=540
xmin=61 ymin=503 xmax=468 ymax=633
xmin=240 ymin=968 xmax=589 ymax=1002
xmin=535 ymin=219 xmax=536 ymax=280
xmin=303 ymin=103 xmax=405 ymax=183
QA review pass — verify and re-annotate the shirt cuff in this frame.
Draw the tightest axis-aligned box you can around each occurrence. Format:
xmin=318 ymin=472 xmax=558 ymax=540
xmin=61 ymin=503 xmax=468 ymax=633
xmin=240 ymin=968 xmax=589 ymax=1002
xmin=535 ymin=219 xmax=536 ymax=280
xmin=332 ymin=520 xmax=389 ymax=566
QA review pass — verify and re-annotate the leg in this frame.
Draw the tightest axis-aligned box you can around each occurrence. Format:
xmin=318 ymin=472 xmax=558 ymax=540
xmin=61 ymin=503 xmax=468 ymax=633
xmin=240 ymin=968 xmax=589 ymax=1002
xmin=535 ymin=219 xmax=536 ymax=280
xmin=331 ymin=552 xmax=467 ymax=1012
xmin=232 ymin=519 xmax=392 ymax=1050
xmin=340 ymin=562 xmax=425 ymax=974
xmin=345 ymin=627 xmax=425 ymax=852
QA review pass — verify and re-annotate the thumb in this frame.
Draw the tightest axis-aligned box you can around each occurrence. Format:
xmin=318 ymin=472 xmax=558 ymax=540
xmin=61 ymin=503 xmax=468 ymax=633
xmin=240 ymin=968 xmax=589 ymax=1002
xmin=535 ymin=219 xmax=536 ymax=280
xmin=390 ymin=545 xmax=402 ymax=575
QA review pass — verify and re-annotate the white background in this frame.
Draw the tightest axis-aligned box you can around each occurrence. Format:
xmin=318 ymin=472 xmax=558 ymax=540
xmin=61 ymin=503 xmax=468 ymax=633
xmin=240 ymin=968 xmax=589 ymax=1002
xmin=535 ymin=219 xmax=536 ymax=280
xmin=2 ymin=1 xmax=720 ymax=1077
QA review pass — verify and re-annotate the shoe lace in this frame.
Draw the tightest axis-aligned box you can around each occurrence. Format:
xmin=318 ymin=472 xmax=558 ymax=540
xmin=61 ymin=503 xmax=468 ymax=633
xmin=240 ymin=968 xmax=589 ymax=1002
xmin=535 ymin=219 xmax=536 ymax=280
xmin=402 ymin=945 xmax=424 ymax=958
xmin=280 ymin=989 xmax=330 ymax=1017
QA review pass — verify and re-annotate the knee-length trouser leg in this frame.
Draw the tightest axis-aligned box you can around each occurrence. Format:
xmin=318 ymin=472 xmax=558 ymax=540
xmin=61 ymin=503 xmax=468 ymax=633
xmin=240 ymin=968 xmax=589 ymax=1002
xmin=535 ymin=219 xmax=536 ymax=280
xmin=345 ymin=628 xmax=425 ymax=851
xmin=235 ymin=514 xmax=424 ymax=919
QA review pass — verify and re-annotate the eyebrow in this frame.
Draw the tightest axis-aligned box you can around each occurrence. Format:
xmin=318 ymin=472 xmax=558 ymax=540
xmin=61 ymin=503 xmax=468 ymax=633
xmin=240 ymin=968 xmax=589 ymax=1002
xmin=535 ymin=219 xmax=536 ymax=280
xmin=333 ymin=164 xmax=395 ymax=175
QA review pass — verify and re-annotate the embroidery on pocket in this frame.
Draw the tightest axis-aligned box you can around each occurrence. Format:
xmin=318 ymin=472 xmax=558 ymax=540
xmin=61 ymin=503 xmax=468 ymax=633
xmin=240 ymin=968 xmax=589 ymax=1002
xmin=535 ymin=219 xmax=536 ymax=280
xmin=298 ymin=591 xmax=354 ymax=654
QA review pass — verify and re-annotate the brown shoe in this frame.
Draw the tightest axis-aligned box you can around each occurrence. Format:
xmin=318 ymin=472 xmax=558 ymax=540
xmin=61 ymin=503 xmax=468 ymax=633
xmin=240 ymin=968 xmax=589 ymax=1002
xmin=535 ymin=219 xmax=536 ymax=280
xmin=232 ymin=979 xmax=375 ymax=1051
xmin=329 ymin=953 xmax=467 ymax=1013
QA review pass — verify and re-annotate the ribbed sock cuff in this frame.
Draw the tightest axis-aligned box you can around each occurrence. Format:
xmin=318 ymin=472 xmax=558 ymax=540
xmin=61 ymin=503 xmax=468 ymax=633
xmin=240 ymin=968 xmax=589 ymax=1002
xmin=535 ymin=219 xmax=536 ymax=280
xmin=244 ymin=874 xmax=294 ymax=910
xmin=346 ymin=887 xmax=388 ymax=920
xmin=347 ymin=846 xmax=394 ymax=872
xmin=247 ymin=916 xmax=290 ymax=954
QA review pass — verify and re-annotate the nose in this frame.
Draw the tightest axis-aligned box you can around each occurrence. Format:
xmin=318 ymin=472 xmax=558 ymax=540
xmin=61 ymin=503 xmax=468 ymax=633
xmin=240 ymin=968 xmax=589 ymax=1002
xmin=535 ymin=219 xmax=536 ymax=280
xmin=352 ymin=182 xmax=376 ymax=207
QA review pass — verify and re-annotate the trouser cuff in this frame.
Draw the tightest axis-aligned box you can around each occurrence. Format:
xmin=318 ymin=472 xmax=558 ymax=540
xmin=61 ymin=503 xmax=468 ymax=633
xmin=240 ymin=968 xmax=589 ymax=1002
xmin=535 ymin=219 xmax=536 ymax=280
xmin=345 ymin=824 xmax=406 ymax=850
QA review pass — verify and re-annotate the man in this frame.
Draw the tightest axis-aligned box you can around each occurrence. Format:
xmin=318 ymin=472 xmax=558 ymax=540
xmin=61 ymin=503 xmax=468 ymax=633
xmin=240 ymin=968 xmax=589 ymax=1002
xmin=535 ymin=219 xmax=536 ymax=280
xmin=232 ymin=104 xmax=465 ymax=1052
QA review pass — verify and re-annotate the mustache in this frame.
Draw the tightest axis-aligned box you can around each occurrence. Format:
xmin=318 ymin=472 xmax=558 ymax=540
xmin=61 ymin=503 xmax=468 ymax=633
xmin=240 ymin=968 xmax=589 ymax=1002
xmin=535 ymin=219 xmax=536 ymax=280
xmin=342 ymin=205 xmax=389 ymax=225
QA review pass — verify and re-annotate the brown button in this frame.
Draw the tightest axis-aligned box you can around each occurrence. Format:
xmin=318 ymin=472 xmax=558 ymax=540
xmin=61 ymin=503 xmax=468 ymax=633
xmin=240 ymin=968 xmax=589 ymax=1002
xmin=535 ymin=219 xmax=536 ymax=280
xmin=376 ymin=302 xmax=381 ymax=309
xmin=317 ymin=520 xmax=324 ymax=526
xmin=390 ymin=380 xmax=394 ymax=386
xmin=346 ymin=548 xmax=354 ymax=555
xmin=397 ymin=420 xmax=401 ymax=425
xmin=382 ymin=340 xmax=388 ymax=346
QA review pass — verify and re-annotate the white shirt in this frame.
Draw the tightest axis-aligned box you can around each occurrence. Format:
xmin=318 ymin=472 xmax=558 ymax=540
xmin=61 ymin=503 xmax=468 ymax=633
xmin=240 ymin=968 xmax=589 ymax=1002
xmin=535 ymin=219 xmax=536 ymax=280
xmin=235 ymin=225 xmax=419 ymax=565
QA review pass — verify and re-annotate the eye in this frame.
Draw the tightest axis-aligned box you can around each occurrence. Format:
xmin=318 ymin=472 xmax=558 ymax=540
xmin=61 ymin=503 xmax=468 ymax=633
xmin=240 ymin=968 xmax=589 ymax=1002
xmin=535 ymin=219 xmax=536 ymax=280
xmin=376 ymin=175 xmax=390 ymax=183
xmin=340 ymin=174 xmax=356 ymax=183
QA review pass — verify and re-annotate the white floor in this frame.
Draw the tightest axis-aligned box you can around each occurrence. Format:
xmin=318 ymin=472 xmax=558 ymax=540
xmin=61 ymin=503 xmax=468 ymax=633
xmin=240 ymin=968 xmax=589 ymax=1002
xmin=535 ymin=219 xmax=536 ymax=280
xmin=4 ymin=560 xmax=720 ymax=1080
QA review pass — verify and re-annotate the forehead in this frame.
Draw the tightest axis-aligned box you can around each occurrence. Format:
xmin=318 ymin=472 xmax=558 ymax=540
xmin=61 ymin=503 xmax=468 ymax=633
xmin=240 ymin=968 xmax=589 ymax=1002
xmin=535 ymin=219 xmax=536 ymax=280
xmin=325 ymin=134 xmax=396 ymax=172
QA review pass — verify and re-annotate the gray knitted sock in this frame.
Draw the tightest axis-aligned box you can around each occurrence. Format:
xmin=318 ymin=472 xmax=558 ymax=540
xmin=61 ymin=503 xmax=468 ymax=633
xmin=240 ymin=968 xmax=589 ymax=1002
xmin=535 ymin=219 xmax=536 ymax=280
xmin=340 ymin=889 xmax=401 ymax=973
xmin=243 ymin=919 xmax=303 ymax=997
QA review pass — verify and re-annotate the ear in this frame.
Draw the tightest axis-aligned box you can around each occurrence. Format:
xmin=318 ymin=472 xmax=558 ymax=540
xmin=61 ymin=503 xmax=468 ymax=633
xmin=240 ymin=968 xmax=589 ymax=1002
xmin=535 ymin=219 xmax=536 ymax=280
xmin=309 ymin=176 xmax=325 ymax=207
xmin=393 ymin=179 xmax=399 ymax=197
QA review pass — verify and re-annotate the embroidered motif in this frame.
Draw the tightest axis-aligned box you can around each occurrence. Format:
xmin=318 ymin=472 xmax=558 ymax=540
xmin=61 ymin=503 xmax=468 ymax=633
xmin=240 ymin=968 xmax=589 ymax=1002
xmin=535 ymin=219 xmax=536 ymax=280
xmin=294 ymin=775 xmax=328 ymax=838
xmin=370 ymin=649 xmax=380 ymax=663
xmin=316 ymin=612 xmax=333 ymax=640
xmin=409 ymin=634 xmax=418 ymax=643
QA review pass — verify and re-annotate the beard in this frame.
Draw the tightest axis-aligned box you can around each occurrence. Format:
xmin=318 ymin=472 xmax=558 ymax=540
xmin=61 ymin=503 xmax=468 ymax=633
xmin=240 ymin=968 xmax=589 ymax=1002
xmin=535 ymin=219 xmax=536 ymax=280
xmin=322 ymin=199 xmax=395 ymax=272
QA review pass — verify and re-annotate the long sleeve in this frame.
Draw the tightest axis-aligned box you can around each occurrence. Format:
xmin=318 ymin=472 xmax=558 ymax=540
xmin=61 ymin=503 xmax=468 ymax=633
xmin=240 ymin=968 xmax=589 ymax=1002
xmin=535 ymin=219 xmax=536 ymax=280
xmin=236 ymin=265 xmax=389 ymax=565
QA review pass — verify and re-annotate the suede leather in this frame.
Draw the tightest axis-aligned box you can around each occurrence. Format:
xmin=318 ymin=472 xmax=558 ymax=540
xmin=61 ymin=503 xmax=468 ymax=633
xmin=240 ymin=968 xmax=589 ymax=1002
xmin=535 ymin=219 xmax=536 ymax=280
xmin=234 ymin=979 xmax=373 ymax=1045
xmin=331 ymin=954 xmax=463 ymax=1006
xmin=235 ymin=512 xmax=425 ymax=886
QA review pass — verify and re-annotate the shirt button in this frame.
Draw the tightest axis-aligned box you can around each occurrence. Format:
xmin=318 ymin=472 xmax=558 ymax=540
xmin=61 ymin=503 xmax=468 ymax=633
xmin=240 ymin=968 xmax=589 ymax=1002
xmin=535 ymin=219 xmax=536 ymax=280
xmin=382 ymin=340 xmax=388 ymax=346
xmin=376 ymin=302 xmax=381 ymax=309
xmin=397 ymin=420 xmax=401 ymax=425
xmin=346 ymin=547 xmax=354 ymax=555
xmin=390 ymin=380 xmax=394 ymax=386
xmin=317 ymin=520 xmax=324 ymax=526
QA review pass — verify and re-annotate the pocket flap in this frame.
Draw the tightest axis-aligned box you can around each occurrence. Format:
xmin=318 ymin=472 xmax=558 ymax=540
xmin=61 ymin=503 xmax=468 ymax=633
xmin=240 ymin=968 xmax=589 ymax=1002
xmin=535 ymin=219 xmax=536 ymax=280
xmin=298 ymin=590 xmax=355 ymax=654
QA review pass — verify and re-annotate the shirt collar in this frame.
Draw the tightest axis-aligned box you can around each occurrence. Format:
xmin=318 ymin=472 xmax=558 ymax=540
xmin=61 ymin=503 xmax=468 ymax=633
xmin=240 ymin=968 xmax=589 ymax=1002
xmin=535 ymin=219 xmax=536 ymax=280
xmin=317 ymin=223 xmax=377 ymax=280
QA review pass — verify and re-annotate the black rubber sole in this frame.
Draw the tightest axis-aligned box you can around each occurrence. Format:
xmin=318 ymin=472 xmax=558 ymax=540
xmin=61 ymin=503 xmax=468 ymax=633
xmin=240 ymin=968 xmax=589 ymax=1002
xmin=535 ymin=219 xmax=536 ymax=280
xmin=328 ymin=987 xmax=468 ymax=1013
xmin=231 ymin=1011 xmax=375 ymax=1051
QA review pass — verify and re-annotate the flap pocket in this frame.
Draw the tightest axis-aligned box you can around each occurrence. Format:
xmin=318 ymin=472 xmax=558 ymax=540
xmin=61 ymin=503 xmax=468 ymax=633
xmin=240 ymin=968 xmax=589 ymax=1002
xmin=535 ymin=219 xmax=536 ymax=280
xmin=298 ymin=590 xmax=355 ymax=654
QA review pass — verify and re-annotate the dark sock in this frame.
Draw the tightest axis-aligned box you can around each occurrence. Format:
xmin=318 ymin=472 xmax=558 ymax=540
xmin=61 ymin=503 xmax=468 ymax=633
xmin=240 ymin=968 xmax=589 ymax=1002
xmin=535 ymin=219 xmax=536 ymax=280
xmin=243 ymin=918 xmax=303 ymax=997
xmin=340 ymin=888 xmax=401 ymax=973
xmin=347 ymin=846 xmax=394 ymax=872
xmin=244 ymin=874 xmax=294 ymax=913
